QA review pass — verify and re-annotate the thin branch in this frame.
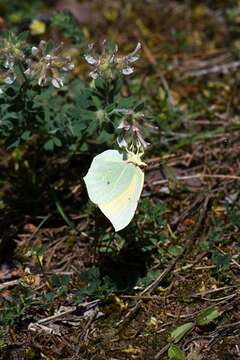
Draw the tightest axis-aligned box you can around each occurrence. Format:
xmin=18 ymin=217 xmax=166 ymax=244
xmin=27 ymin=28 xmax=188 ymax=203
xmin=182 ymin=60 xmax=240 ymax=78
xmin=152 ymin=173 xmax=240 ymax=186
xmin=0 ymin=279 xmax=20 ymax=291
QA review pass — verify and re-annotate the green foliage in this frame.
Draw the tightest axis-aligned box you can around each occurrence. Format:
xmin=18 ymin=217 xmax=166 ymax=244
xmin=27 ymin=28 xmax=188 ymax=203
xmin=226 ymin=205 xmax=240 ymax=228
xmin=0 ymin=41 xmax=140 ymax=153
xmin=0 ymin=0 xmax=42 ymax=23
xmin=169 ymin=322 xmax=194 ymax=344
xmin=199 ymin=213 xmax=233 ymax=273
xmin=211 ymin=252 xmax=231 ymax=272
xmin=140 ymin=199 xmax=167 ymax=227
xmin=0 ymin=273 xmax=72 ymax=327
xmin=74 ymin=266 xmax=117 ymax=303
xmin=0 ymin=284 xmax=32 ymax=326
xmin=226 ymin=7 xmax=240 ymax=20
xmin=51 ymin=11 xmax=84 ymax=44
xmin=196 ymin=306 xmax=221 ymax=326
xmin=136 ymin=270 xmax=161 ymax=288
xmin=96 ymin=232 xmax=125 ymax=254
xmin=0 ymin=31 xmax=148 ymax=231
xmin=137 ymin=199 xmax=169 ymax=255
xmin=43 ymin=274 xmax=71 ymax=303
xmin=165 ymin=306 xmax=220 ymax=358
xmin=168 ymin=345 xmax=187 ymax=360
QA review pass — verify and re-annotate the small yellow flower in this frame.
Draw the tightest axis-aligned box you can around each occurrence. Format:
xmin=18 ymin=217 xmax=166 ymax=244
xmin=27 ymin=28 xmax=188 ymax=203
xmin=30 ymin=20 xmax=46 ymax=36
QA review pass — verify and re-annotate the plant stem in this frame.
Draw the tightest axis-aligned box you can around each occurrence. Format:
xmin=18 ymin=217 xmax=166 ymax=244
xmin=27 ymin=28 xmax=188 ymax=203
xmin=36 ymin=254 xmax=52 ymax=289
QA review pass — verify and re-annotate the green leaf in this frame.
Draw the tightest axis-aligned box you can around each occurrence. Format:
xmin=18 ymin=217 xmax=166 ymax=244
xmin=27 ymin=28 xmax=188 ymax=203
xmin=75 ymin=266 xmax=101 ymax=302
xmin=91 ymin=95 xmax=102 ymax=109
xmin=134 ymin=101 xmax=145 ymax=112
xmin=52 ymin=137 xmax=62 ymax=147
xmin=55 ymin=200 xmax=74 ymax=229
xmin=45 ymin=40 xmax=54 ymax=53
xmin=169 ymin=322 xmax=194 ymax=343
xmin=16 ymin=31 xmax=28 ymax=42
xmin=168 ymin=345 xmax=187 ymax=360
xmin=196 ymin=306 xmax=220 ymax=326
xmin=136 ymin=270 xmax=160 ymax=287
xmin=44 ymin=139 xmax=54 ymax=151
xmin=21 ymin=130 xmax=31 ymax=141
xmin=227 ymin=206 xmax=240 ymax=228
xmin=168 ymin=245 xmax=184 ymax=257
xmin=8 ymin=138 xmax=20 ymax=149
xmin=112 ymin=78 xmax=122 ymax=95
xmin=94 ymin=78 xmax=106 ymax=90
xmin=117 ymin=97 xmax=135 ymax=108
xmin=211 ymin=252 xmax=231 ymax=272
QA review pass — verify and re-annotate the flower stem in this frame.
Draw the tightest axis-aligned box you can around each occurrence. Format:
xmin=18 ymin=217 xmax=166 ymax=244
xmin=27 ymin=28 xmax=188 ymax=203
xmin=16 ymin=62 xmax=28 ymax=84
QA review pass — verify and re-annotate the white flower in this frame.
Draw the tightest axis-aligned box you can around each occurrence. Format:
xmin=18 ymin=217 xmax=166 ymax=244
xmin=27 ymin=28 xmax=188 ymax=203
xmin=51 ymin=77 xmax=64 ymax=88
xmin=31 ymin=46 xmax=39 ymax=56
xmin=84 ymin=54 xmax=99 ymax=66
xmin=126 ymin=42 xmax=141 ymax=63
xmin=63 ymin=63 xmax=75 ymax=71
xmin=4 ymin=73 xmax=16 ymax=84
xmin=4 ymin=57 xmax=15 ymax=70
xmin=38 ymin=75 xmax=47 ymax=87
xmin=122 ymin=66 xmax=134 ymax=75
xmin=117 ymin=42 xmax=141 ymax=76
xmin=117 ymin=135 xmax=128 ymax=148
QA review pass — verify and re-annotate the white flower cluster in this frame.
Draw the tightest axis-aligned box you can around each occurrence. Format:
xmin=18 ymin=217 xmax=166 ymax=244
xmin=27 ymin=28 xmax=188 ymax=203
xmin=0 ymin=36 xmax=74 ymax=93
xmin=116 ymin=110 xmax=150 ymax=153
xmin=84 ymin=41 xmax=141 ymax=80
xmin=25 ymin=41 xmax=74 ymax=88
xmin=0 ymin=33 xmax=25 ymax=90
xmin=0 ymin=36 xmax=141 ymax=94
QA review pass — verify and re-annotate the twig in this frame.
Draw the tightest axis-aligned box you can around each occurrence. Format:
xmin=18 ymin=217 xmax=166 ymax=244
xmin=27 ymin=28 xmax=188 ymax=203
xmin=154 ymin=344 xmax=170 ymax=359
xmin=119 ymin=294 xmax=163 ymax=300
xmin=200 ymin=293 xmax=237 ymax=303
xmin=28 ymin=300 xmax=100 ymax=327
xmin=182 ymin=61 xmax=240 ymax=78
xmin=28 ymin=322 xmax=61 ymax=335
xmin=0 ymin=279 xmax=20 ymax=291
xmin=79 ymin=308 xmax=99 ymax=341
xmin=153 ymin=173 xmax=240 ymax=186
xmin=193 ymin=285 xmax=238 ymax=297
xmin=36 ymin=307 xmax=77 ymax=324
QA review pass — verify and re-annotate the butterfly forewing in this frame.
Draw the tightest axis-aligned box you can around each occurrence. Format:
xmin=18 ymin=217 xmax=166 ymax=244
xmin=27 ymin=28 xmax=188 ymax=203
xmin=84 ymin=150 xmax=144 ymax=231
xmin=84 ymin=150 xmax=130 ymax=204
xmin=100 ymin=164 xmax=144 ymax=231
